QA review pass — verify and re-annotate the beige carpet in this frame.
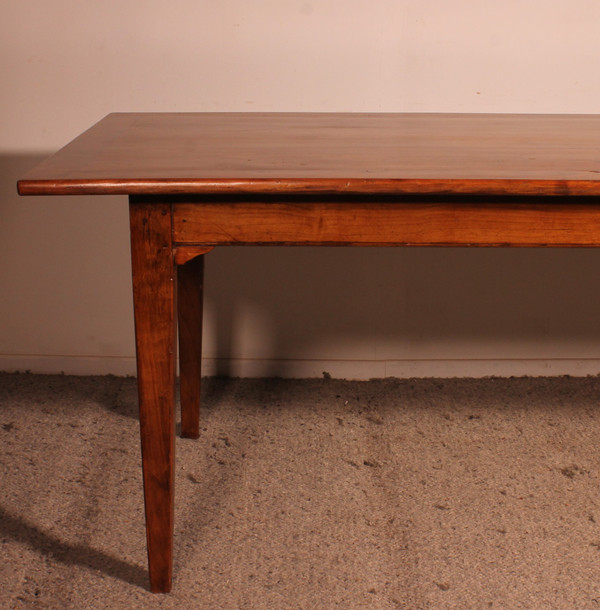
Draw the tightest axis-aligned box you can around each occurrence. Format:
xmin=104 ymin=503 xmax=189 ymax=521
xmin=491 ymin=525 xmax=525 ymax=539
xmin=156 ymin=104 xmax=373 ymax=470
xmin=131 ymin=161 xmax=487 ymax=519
xmin=1 ymin=372 xmax=600 ymax=609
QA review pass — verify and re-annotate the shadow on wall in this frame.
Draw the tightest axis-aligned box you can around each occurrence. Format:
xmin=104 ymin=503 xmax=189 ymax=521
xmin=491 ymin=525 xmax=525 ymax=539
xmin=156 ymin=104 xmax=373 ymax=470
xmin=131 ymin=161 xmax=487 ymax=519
xmin=4 ymin=153 xmax=600 ymax=379
xmin=0 ymin=153 xmax=134 ymax=369
xmin=203 ymin=243 xmax=600 ymax=377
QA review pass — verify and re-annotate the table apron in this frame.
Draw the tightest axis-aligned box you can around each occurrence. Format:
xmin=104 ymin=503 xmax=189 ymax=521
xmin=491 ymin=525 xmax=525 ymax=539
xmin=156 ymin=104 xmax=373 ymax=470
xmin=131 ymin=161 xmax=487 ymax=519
xmin=171 ymin=200 xmax=600 ymax=247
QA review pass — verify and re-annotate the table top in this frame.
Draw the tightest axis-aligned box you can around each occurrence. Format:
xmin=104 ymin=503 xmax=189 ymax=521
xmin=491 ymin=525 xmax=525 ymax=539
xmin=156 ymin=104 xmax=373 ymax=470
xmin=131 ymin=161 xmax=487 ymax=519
xmin=17 ymin=112 xmax=600 ymax=197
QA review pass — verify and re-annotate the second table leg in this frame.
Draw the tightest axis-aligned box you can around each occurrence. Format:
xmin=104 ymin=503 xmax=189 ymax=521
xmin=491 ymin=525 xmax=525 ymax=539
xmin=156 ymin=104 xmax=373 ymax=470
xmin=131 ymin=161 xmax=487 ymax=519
xmin=177 ymin=254 xmax=205 ymax=439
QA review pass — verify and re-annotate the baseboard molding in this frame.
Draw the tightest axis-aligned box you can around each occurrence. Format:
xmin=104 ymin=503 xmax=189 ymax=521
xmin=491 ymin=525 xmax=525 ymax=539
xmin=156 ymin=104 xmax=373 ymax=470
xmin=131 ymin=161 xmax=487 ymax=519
xmin=2 ymin=354 xmax=600 ymax=379
xmin=0 ymin=354 xmax=139 ymax=377
xmin=202 ymin=358 xmax=600 ymax=378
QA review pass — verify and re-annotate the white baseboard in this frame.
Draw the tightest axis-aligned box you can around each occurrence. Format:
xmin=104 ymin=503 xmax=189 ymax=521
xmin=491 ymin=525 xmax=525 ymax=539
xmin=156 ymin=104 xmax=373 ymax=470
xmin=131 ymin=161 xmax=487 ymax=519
xmin=202 ymin=358 xmax=600 ymax=378
xmin=0 ymin=355 xmax=138 ymax=377
xmin=1 ymin=355 xmax=600 ymax=379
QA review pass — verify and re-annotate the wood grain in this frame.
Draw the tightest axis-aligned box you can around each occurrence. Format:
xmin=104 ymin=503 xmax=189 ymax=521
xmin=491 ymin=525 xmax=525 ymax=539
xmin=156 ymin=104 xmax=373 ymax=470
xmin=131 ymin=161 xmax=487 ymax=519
xmin=177 ymin=254 xmax=205 ymax=439
xmin=174 ymin=245 xmax=214 ymax=265
xmin=17 ymin=113 xmax=600 ymax=197
xmin=172 ymin=198 xmax=600 ymax=247
xmin=129 ymin=198 xmax=176 ymax=593
xmin=18 ymin=112 xmax=600 ymax=595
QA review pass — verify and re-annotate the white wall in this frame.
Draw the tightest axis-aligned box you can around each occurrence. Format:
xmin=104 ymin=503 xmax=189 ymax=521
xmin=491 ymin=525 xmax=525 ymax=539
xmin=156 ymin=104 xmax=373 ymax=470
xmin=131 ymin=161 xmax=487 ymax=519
xmin=2 ymin=1 xmax=600 ymax=378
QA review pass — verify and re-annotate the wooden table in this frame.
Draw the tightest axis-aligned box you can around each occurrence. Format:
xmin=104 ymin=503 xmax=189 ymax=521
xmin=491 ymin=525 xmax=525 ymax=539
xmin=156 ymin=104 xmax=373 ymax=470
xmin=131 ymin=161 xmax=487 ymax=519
xmin=18 ymin=113 xmax=600 ymax=592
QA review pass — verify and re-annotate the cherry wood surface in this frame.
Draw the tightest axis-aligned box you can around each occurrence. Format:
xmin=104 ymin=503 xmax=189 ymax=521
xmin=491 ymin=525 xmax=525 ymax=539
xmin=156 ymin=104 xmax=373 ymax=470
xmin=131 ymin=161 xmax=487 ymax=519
xmin=177 ymin=254 xmax=204 ymax=439
xmin=17 ymin=113 xmax=600 ymax=594
xmin=129 ymin=199 xmax=176 ymax=593
xmin=17 ymin=113 xmax=600 ymax=197
xmin=172 ymin=197 xmax=600 ymax=247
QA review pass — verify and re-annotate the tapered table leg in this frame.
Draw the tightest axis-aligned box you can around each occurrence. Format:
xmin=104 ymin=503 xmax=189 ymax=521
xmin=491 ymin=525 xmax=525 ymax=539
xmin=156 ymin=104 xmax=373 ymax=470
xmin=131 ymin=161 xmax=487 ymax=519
xmin=177 ymin=254 xmax=204 ymax=439
xmin=129 ymin=198 xmax=176 ymax=593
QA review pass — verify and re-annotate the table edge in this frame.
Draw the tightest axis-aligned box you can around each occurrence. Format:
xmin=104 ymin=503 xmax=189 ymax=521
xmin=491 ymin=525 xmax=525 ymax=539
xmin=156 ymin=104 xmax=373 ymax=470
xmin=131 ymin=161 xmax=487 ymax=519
xmin=17 ymin=177 xmax=600 ymax=197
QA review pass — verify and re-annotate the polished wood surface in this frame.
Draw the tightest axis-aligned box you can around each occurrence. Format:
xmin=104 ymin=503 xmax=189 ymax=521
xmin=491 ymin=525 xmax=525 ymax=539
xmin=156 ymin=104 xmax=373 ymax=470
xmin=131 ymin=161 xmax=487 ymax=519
xmin=177 ymin=254 xmax=204 ymax=439
xmin=17 ymin=113 xmax=600 ymax=593
xmin=129 ymin=199 xmax=176 ymax=593
xmin=172 ymin=197 xmax=600 ymax=247
xmin=18 ymin=113 xmax=600 ymax=197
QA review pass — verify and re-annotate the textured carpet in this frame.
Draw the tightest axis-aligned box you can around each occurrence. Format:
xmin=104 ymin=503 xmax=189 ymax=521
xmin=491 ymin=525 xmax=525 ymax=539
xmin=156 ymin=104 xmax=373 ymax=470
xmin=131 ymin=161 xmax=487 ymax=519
xmin=2 ymin=372 xmax=600 ymax=609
